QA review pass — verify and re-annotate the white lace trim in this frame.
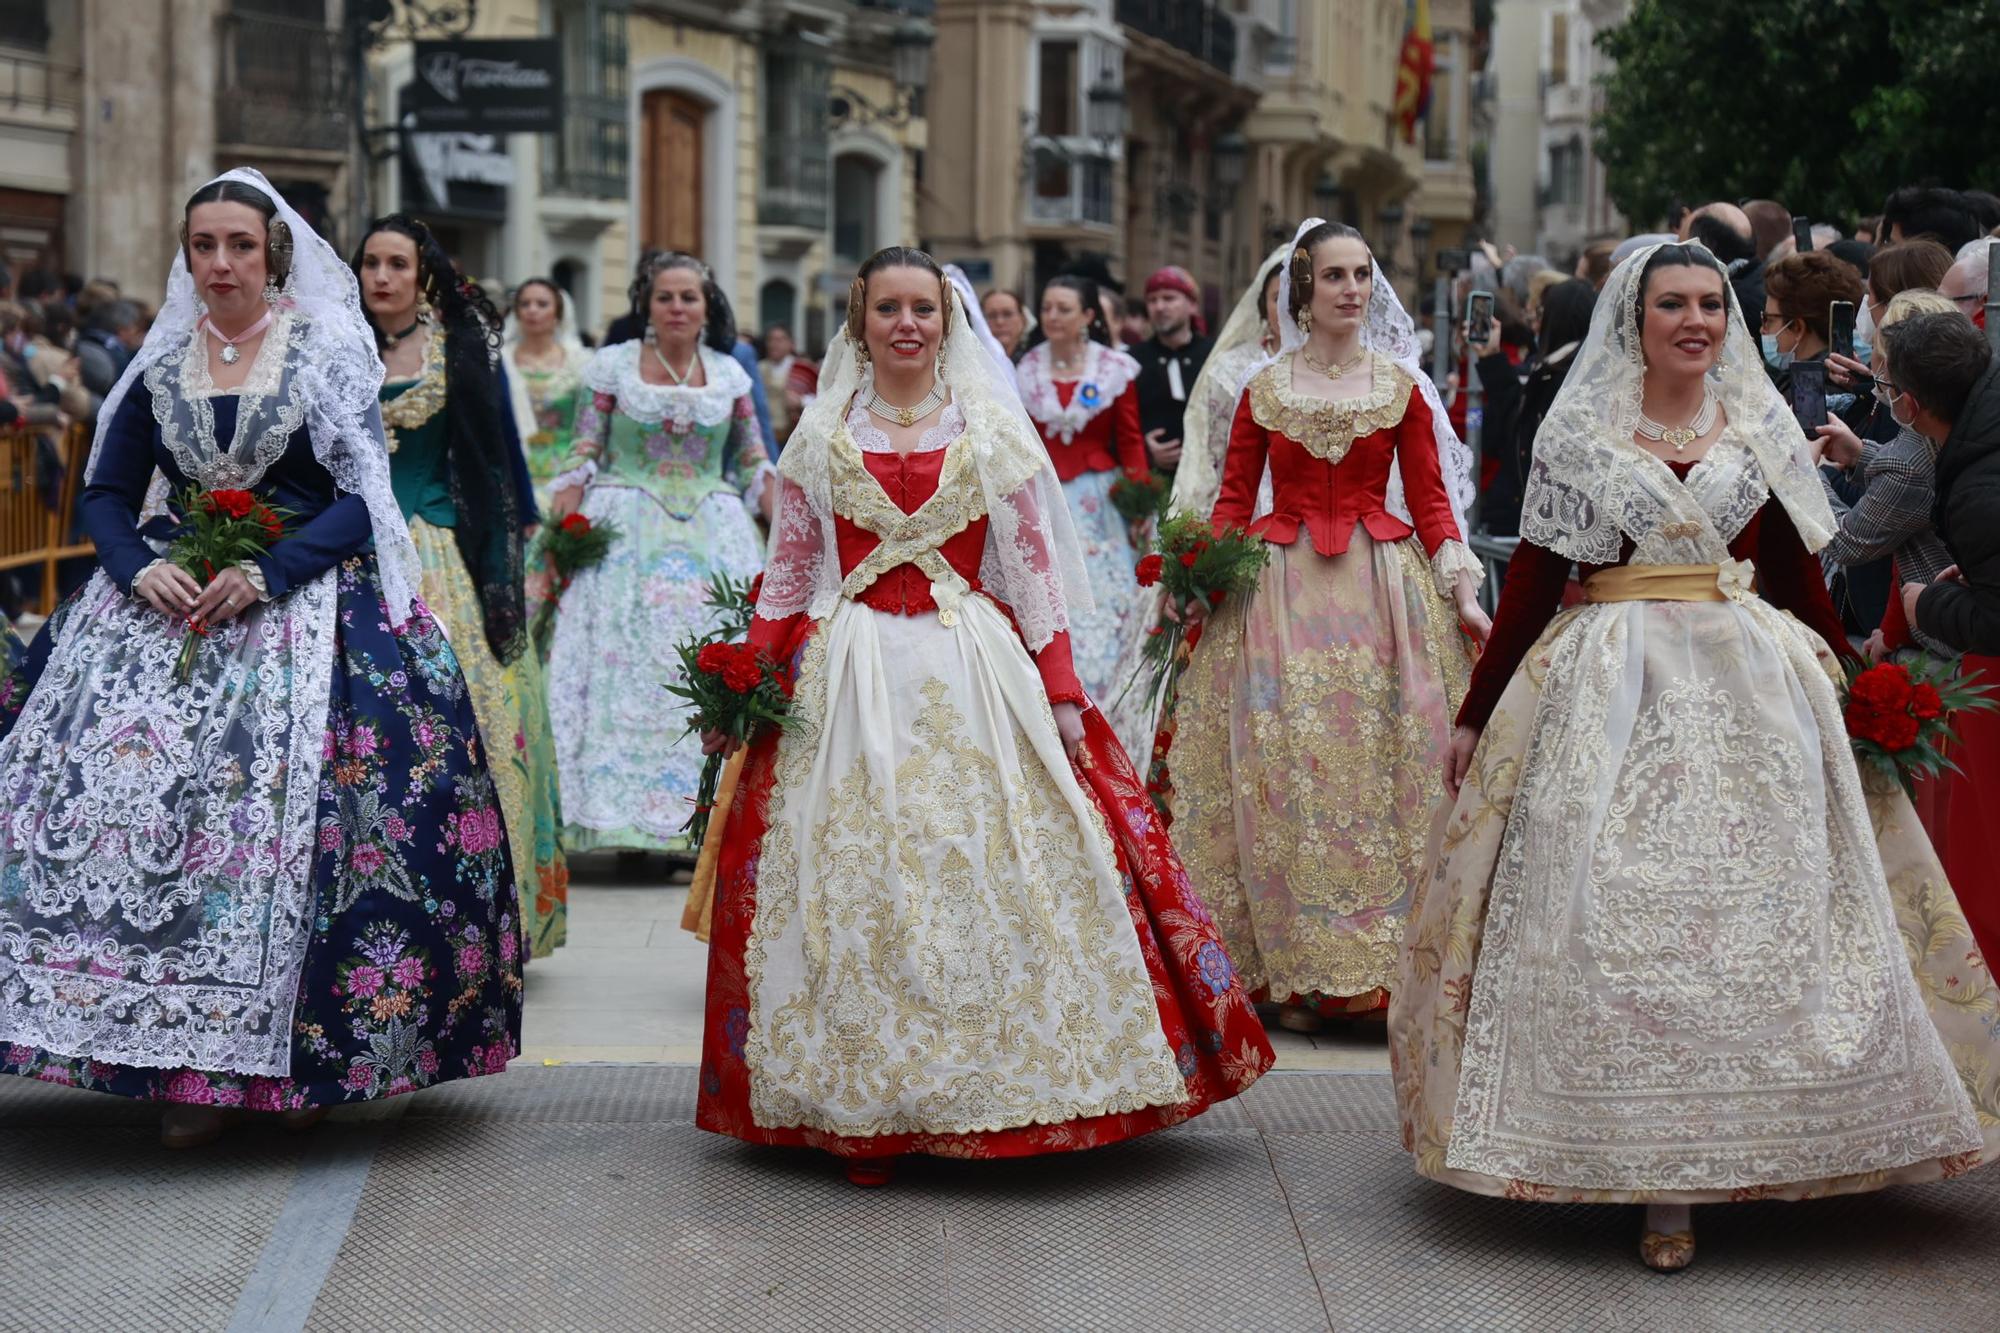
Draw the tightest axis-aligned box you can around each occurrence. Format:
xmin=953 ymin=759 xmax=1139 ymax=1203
xmin=581 ymin=341 xmax=751 ymax=429
xmin=845 ymin=397 xmax=968 ymax=455
xmin=1016 ymin=342 xmax=1139 ymax=444
xmin=1429 ymin=538 xmax=1485 ymax=599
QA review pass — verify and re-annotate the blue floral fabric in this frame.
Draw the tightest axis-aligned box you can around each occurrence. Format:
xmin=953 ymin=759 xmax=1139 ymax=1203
xmin=0 ymin=558 xmax=523 ymax=1107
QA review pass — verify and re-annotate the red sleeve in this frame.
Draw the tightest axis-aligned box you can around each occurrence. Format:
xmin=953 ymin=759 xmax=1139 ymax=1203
xmin=1112 ymin=381 xmax=1148 ymax=477
xmin=1456 ymin=539 xmax=1574 ymax=731
xmin=1210 ymin=391 xmax=1269 ymax=533
xmin=747 ymin=612 xmax=807 ymax=661
xmin=1878 ymin=559 xmax=1913 ymax=652
xmin=1390 ymin=387 xmax=1461 ymax=556
xmin=1033 ymin=630 xmax=1087 ymax=706
xmin=1755 ymin=498 xmax=1860 ymax=664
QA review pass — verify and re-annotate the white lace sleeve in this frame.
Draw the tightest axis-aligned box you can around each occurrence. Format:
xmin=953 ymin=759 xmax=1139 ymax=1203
xmin=972 ymin=406 xmax=1085 ymax=652
xmin=754 ymin=471 xmax=828 ymax=621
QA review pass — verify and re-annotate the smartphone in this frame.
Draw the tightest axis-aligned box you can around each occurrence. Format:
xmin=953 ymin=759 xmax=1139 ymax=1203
xmin=1829 ymin=300 xmax=1857 ymax=360
xmin=1792 ymin=215 xmax=1814 ymax=253
xmin=1465 ymin=290 xmax=1495 ymax=346
xmin=1790 ymin=360 xmax=1828 ymax=431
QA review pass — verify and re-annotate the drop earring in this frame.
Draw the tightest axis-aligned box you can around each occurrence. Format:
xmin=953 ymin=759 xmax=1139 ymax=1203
xmin=644 ymin=322 xmax=657 ymax=346
xmin=416 ymin=297 xmax=434 ymax=325
xmin=1298 ymin=304 xmax=1313 ymax=335
xmin=936 ymin=342 xmax=949 ymax=382
xmin=261 ymin=275 xmax=281 ymax=305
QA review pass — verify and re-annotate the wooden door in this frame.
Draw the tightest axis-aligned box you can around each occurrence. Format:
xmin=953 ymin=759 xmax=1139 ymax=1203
xmin=643 ymin=91 xmax=704 ymax=255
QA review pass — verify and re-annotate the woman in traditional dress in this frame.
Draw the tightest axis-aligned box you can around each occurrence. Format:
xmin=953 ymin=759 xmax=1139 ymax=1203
xmin=0 ymin=170 xmax=522 ymax=1147
xmin=354 ymin=216 xmax=567 ymax=959
xmin=546 ymin=253 xmax=773 ymax=855
xmin=502 ymin=276 xmax=589 ymax=512
xmin=1015 ymin=276 xmax=1152 ymax=727
xmin=1170 ymin=221 xmax=1488 ymax=1036
xmin=1391 ymin=242 xmax=2000 ymax=1271
xmin=695 ymin=247 xmax=1274 ymax=1186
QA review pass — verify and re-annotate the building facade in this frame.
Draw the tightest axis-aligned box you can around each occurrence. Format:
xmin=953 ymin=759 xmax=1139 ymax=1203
xmin=1485 ymin=0 xmax=1624 ymax=264
xmin=0 ymin=0 xmax=352 ymax=305
xmin=360 ymin=0 xmax=929 ymax=350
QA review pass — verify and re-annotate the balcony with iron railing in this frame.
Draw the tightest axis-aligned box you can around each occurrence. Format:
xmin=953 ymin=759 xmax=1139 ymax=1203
xmin=1114 ymin=0 xmax=1237 ymax=77
xmin=215 ymin=10 xmax=348 ymax=153
xmin=761 ymin=132 xmax=831 ymax=231
xmin=543 ymin=93 xmax=628 ymax=199
xmin=1029 ymin=153 xmax=1116 ymax=230
xmin=0 ymin=47 xmax=79 ymax=124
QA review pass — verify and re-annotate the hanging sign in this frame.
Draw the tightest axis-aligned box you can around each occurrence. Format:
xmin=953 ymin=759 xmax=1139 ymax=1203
xmin=409 ymin=39 xmax=563 ymax=133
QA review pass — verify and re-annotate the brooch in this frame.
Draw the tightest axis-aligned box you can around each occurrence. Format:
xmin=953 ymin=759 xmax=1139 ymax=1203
xmin=1077 ymin=382 xmax=1102 ymax=409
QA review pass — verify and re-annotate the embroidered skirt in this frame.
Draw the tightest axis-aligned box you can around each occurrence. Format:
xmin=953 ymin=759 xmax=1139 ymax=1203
xmin=696 ymin=597 xmax=1272 ymax=1158
xmin=1391 ymin=595 xmax=1999 ymax=1201
xmin=412 ymin=519 xmax=568 ymax=957
xmin=0 ymin=557 xmax=523 ymax=1106
xmin=1171 ymin=533 xmax=1470 ymax=1010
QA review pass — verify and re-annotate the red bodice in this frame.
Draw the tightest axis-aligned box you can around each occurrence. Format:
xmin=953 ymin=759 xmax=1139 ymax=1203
xmin=749 ymin=444 xmax=1085 ymax=704
xmin=1459 ymin=465 xmax=1858 ymax=731
xmin=1035 ymin=381 xmax=1148 ymax=482
xmin=1213 ymin=383 xmax=1459 ymax=559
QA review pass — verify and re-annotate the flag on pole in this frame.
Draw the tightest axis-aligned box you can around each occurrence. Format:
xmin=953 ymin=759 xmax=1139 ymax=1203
xmin=1394 ymin=0 xmax=1435 ymax=145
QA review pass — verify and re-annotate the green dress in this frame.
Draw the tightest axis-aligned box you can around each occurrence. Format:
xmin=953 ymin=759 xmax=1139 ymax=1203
xmin=382 ymin=335 xmax=569 ymax=957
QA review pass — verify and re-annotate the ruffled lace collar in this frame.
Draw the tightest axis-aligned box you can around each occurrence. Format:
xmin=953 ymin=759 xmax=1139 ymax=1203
xmin=582 ymin=340 xmax=750 ymax=428
xmin=1016 ymin=341 xmax=1139 ymax=443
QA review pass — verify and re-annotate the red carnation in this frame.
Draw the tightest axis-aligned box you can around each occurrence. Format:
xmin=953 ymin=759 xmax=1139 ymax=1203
xmin=1135 ymin=553 xmax=1164 ymax=586
xmin=559 ymin=513 xmax=592 ymax=536
xmin=695 ymin=642 xmax=732 ymax=676
xmin=1911 ymin=683 xmax=1944 ymax=720
xmin=1179 ymin=550 xmax=1199 ymax=568
xmin=1850 ymin=663 xmax=1914 ymax=712
xmin=720 ymin=645 xmax=764 ymax=694
xmin=206 ymin=489 xmax=256 ymax=519
xmin=1874 ymin=710 xmax=1921 ymax=751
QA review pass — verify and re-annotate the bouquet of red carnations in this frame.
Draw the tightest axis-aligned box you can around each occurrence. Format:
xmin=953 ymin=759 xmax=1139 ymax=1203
xmin=530 ymin=512 xmax=620 ymax=656
xmin=666 ymin=573 xmax=791 ymax=847
xmin=1107 ymin=468 xmax=1170 ymax=525
xmin=1117 ymin=510 xmax=1269 ymax=719
xmin=1843 ymin=656 xmax=1997 ymax=796
xmin=167 ymin=485 xmax=292 ymax=683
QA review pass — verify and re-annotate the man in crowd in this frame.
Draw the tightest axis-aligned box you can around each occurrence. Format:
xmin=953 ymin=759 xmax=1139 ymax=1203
xmin=1129 ymin=265 xmax=1212 ymax=476
xmin=77 ymin=299 xmax=142 ymax=400
xmin=1880 ymin=186 xmax=1982 ymax=254
xmin=1743 ymin=198 xmax=1793 ymax=262
xmin=1881 ymin=312 xmax=2000 ymax=654
xmin=1679 ymin=201 xmax=1765 ymax=329
xmin=1940 ymin=238 xmax=1994 ymax=331
xmin=758 ymin=323 xmax=815 ymax=449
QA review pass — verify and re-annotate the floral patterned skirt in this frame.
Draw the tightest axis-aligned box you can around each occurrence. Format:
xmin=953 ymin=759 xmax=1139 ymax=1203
xmin=0 ymin=557 xmax=524 ymax=1107
xmin=1170 ymin=533 xmax=1470 ymax=1009
xmin=696 ymin=600 xmax=1273 ymax=1160
xmin=412 ymin=519 xmax=568 ymax=957
xmin=1062 ymin=469 xmax=1149 ymax=748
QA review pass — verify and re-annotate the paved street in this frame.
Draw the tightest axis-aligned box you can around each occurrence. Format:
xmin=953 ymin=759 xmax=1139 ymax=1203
xmin=6 ymin=860 xmax=1999 ymax=1332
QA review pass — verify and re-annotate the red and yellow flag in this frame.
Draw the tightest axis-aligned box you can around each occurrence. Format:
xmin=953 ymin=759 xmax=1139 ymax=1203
xmin=1394 ymin=0 xmax=1435 ymax=145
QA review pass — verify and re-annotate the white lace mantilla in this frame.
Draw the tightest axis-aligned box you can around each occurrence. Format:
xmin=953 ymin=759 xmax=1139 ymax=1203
xmin=581 ymin=341 xmax=751 ymax=431
xmin=1016 ymin=342 xmax=1140 ymax=444
xmin=0 ymin=569 xmax=337 ymax=1074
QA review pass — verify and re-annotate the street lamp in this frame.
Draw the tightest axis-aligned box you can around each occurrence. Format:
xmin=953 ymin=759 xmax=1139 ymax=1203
xmin=1086 ymin=74 xmax=1127 ymax=150
xmin=1213 ymin=130 xmax=1248 ymax=193
xmin=830 ymin=18 xmax=936 ymax=129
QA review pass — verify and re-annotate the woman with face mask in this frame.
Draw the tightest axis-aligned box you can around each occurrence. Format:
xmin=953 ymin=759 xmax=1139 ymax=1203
xmin=693 ymin=246 xmax=1271 ymax=1186
xmin=0 ymin=171 xmax=524 ymax=1147
xmin=1394 ymin=241 xmax=2000 ymax=1271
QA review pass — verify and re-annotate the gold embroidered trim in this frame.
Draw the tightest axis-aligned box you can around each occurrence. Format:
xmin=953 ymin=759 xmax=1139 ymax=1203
xmin=380 ymin=328 xmax=447 ymax=452
xmin=1247 ymin=355 xmax=1412 ymax=462
xmin=828 ymin=419 xmax=989 ymax=609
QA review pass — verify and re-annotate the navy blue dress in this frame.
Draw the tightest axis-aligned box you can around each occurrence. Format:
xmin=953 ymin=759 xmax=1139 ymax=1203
xmin=0 ymin=388 xmax=523 ymax=1107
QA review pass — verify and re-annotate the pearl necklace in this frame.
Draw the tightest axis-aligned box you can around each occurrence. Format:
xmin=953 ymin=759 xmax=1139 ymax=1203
xmin=864 ymin=381 xmax=947 ymax=428
xmin=202 ymin=308 xmax=275 ymax=365
xmin=1637 ymin=385 xmax=1719 ymax=452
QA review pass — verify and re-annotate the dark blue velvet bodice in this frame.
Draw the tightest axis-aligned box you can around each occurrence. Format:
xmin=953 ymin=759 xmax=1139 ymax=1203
xmin=81 ymin=387 xmax=372 ymax=599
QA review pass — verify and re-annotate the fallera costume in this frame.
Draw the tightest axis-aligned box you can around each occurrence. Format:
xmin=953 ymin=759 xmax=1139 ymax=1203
xmin=696 ymin=309 xmax=1273 ymax=1162
xmin=380 ymin=324 xmax=569 ymax=958
xmin=1390 ymin=242 xmax=2000 ymax=1203
xmin=545 ymin=341 xmax=771 ymax=852
xmin=0 ymin=170 xmax=521 ymax=1106
xmin=1172 ymin=228 xmax=1481 ymax=1018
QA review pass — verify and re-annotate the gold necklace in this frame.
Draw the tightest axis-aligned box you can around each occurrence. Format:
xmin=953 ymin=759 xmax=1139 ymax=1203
xmin=1301 ymin=344 xmax=1366 ymax=379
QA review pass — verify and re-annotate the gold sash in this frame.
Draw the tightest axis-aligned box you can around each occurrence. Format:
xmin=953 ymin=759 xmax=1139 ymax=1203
xmin=1582 ymin=564 xmax=1730 ymax=604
